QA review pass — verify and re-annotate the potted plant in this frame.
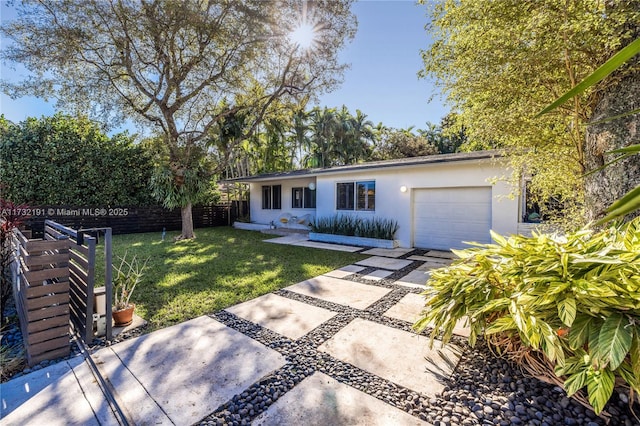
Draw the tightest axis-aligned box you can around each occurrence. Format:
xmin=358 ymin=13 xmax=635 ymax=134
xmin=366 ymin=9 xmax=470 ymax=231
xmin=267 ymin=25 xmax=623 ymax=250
xmin=112 ymin=251 xmax=149 ymax=327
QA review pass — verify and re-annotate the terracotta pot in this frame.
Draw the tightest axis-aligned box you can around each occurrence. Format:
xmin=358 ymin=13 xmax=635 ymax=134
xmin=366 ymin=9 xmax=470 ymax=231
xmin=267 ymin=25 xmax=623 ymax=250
xmin=112 ymin=304 xmax=135 ymax=327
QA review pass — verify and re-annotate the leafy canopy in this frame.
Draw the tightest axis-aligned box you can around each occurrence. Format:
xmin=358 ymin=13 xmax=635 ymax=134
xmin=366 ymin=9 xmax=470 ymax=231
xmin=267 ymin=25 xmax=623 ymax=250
xmin=419 ymin=0 xmax=640 ymax=225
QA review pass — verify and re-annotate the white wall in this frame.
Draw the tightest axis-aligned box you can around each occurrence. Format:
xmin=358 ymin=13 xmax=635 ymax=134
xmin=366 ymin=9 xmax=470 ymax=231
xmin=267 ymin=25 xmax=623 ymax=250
xmin=246 ymin=158 xmax=520 ymax=248
xmin=314 ymin=159 xmax=519 ymax=248
xmin=249 ymin=177 xmax=317 ymax=225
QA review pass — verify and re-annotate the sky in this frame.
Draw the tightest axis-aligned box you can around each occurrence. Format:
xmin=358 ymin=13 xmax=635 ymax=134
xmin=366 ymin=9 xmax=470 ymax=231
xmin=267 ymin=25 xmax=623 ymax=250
xmin=0 ymin=1 xmax=449 ymax=133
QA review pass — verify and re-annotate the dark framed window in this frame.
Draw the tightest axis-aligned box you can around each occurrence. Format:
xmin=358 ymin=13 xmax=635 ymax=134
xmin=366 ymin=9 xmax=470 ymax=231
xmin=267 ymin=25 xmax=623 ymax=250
xmin=303 ymin=187 xmax=316 ymax=208
xmin=262 ymin=186 xmax=271 ymax=209
xmin=292 ymin=187 xmax=303 ymax=208
xmin=336 ymin=182 xmax=355 ymax=210
xmin=262 ymin=185 xmax=281 ymax=210
xmin=356 ymin=181 xmax=375 ymax=211
xmin=337 ymin=181 xmax=375 ymax=211
xmin=292 ymin=187 xmax=316 ymax=209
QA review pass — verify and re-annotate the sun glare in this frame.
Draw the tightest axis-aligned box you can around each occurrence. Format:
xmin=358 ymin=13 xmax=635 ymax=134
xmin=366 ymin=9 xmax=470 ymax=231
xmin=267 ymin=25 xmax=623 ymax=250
xmin=290 ymin=22 xmax=316 ymax=50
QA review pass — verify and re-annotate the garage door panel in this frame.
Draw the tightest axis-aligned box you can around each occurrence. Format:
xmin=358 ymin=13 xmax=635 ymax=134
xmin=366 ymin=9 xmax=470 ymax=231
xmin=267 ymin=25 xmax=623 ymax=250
xmin=413 ymin=187 xmax=491 ymax=250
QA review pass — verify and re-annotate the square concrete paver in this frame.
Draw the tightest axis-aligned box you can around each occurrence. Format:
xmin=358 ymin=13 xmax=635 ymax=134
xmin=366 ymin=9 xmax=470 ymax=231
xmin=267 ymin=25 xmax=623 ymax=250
xmin=361 ymin=247 xmax=414 ymax=258
xmin=356 ymin=256 xmax=413 ymax=270
xmin=318 ymin=318 xmax=462 ymax=397
xmin=426 ymin=250 xmax=457 ymax=259
xmin=395 ymin=269 xmax=431 ymax=288
xmin=407 ymin=255 xmax=453 ymax=265
xmin=361 ymin=269 xmax=394 ymax=281
xmin=265 ymin=234 xmax=309 ymax=245
xmin=0 ymin=358 xmax=117 ymax=425
xmin=93 ymin=316 xmax=286 ymax=426
xmin=252 ymin=372 xmax=428 ymax=426
xmin=416 ymin=262 xmax=448 ymax=272
xmin=225 ymin=293 xmax=337 ymax=340
xmin=286 ymin=276 xmax=391 ymax=309
xmin=384 ymin=293 xmax=470 ymax=337
xmin=324 ymin=264 xmax=366 ymax=279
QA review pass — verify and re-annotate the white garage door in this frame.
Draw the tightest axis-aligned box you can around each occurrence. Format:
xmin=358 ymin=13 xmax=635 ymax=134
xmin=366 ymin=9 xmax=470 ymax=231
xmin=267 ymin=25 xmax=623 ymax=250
xmin=413 ymin=187 xmax=492 ymax=250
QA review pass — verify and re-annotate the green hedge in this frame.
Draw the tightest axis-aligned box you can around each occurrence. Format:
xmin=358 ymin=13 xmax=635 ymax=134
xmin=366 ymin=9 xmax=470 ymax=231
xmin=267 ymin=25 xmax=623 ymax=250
xmin=0 ymin=114 xmax=154 ymax=206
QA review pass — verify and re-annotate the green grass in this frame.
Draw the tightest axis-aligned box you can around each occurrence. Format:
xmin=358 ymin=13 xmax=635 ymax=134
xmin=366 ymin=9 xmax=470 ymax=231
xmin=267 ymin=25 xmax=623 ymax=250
xmin=96 ymin=227 xmax=366 ymax=330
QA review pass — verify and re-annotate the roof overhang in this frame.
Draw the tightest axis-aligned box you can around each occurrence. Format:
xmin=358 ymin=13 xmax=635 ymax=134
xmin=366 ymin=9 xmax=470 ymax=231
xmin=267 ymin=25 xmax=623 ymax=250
xmin=223 ymin=150 xmax=504 ymax=183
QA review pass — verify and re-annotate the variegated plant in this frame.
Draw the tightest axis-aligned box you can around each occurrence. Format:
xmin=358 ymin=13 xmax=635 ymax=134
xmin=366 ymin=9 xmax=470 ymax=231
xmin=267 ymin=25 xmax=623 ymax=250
xmin=414 ymin=218 xmax=640 ymax=415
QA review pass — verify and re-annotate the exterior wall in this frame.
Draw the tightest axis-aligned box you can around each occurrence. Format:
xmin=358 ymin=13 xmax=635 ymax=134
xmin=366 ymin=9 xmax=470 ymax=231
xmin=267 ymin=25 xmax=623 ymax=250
xmin=246 ymin=158 xmax=521 ymax=248
xmin=314 ymin=159 xmax=519 ymax=248
xmin=248 ymin=177 xmax=317 ymax=225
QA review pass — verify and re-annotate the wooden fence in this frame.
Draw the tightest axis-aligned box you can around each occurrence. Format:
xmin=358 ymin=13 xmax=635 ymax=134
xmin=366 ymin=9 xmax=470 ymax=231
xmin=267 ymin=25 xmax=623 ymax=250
xmin=44 ymin=220 xmax=112 ymax=343
xmin=12 ymin=228 xmax=71 ymax=366
xmin=24 ymin=201 xmax=248 ymax=238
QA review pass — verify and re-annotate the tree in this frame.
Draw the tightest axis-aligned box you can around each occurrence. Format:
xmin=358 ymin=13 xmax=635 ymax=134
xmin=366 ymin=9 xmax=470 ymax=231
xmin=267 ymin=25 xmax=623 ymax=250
xmin=0 ymin=114 xmax=154 ymax=206
xmin=420 ymin=0 xmax=640 ymax=225
xmin=2 ymin=0 xmax=356 ymax=239
xmin=372 ymin=127 xmax=438 ymax=160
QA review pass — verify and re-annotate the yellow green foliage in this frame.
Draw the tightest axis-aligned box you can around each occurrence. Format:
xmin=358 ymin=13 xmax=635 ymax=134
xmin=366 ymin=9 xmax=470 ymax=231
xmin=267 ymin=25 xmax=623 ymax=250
xmin=415 ymin=218 xmax=640 ymax=414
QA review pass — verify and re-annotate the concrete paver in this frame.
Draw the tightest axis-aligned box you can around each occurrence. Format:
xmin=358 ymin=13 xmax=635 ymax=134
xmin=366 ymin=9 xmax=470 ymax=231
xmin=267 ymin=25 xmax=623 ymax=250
xmin=361 ymin=247 xmax=414 ymax=258
xmin=356 ymin=256 xmax=413 ymax=270
xmin=384 ymin=293 xmax=470 ymax=337
xmin=395 ymin=269 xmax=431 ymax=288
xmin=292 ymin=240 xmax=363 ymax=252
xmin=361 ymin=269 xmax=394 ymax=281
xmin=0 ymin=357 xmax=118 ymax=425
xmin=225 ymin=293 xmax=337 ymax=340
xmin=286 ymin=276 xmax=391 ymax=309
xmin=94 ymin=315 xmax=286 ymax=426
xmin=407 ymin=255 xmax=453 ymax=264
xmin=324 ymin=264 xmax=366 ymax=279
xmin=416 ymin=262 xmax=448 ymax=272
xmin=252 ymin=372 xmax=428 ymax=426
xmin=425 ymin=250 xmax=457 ymax=259
xmin=318 ymin=318 xmax=462 ymax=397
xmin=264 ymin=234 xmax=309 ymax=245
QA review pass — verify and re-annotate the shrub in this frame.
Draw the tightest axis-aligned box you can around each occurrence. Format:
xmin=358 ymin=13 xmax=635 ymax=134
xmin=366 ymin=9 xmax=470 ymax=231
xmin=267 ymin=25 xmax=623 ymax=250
xmin=414 ymin=218 xmax=640 ymax=415
xmin=311 ymin=214 xmax=399 ymax=240
xmin=0 ymin=114 xmax=155 ymax=206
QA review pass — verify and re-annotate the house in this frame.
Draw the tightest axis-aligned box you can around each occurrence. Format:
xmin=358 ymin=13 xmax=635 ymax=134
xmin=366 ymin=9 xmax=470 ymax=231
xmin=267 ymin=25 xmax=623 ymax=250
xmin=228 ymin=150 xmax=534 ymax=250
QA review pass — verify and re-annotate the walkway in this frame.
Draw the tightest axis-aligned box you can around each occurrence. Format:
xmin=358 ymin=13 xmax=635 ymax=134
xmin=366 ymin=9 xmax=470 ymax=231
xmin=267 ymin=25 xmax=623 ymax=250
xmin=1 ymin=245 xmax=465 ymax=425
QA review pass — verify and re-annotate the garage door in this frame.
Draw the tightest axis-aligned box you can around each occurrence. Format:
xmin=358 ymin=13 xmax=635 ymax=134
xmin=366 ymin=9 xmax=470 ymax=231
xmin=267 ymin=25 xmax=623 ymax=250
xmin=413 ymin=187 xmax=492 ymax=250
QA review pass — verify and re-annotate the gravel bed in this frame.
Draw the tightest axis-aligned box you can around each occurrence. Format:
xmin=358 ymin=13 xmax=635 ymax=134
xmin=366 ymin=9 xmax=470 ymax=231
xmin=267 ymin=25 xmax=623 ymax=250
xmin=203 ymin=271 xmax=640 ymax=426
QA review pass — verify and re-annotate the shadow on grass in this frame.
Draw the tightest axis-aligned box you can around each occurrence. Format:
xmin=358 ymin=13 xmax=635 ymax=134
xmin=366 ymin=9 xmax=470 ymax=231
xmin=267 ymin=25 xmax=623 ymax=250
xmin=97 ymin=227 xmax=366 ymax=330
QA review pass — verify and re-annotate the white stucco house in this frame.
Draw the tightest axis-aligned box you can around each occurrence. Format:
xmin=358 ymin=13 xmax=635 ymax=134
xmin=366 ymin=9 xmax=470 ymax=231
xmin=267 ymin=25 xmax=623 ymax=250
xmin=228 ymin=150 xmax=535 ymax=250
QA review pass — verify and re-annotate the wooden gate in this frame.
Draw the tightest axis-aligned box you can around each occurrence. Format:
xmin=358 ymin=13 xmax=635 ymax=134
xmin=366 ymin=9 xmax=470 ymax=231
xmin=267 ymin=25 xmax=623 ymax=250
xmin=44 ymin=220 xmax=113 ymax=342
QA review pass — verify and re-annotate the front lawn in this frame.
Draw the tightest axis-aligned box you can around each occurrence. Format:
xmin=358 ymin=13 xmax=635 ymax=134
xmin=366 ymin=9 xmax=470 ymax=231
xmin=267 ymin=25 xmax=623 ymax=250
xmin=97 ymin=227 xmax=365 ymax=330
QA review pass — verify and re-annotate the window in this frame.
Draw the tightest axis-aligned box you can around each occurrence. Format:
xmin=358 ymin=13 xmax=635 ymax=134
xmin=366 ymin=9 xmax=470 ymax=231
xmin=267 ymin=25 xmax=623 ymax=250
xmin=336 ymin=182 xmax=355 ymax=210
xmin=303 ymin=187 xmax=316 ymax=208
xmin=521 ymin=180 xmax=563 ymax=222
xmin=262 ymin=186 xmax=271 ymax=209
xmin=292 ymin=187 xmax=316 ymax=209
xmin=336 ymin=181 xmax=375 ymax=211
xmin=356 ymin=181 xmax=375 ymax=211
xmin=262 ymin=185 xmax=281 ymax=210
xmin=292 ymin=187 xmax=303 ymax=208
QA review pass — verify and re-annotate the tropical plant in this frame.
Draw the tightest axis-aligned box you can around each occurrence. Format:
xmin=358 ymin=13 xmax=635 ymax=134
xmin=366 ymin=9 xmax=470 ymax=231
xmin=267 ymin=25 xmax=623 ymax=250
xmin=538 ymin=37 xmax=640 ymax=224
xmin=312 ymin=215 xmax=399 ymax=240
xmin=112 ymin=252 xmax=149 ymax=312
xmin=414 ymin=218 xmax=640 ymax=415
xmin=0 ymin=199 xmax=29 ymax=323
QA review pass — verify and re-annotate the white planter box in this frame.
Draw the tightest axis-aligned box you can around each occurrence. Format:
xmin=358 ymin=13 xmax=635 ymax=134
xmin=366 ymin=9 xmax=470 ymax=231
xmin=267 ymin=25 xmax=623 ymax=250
xmin=309 ymin=232 xmax=398 ymax=248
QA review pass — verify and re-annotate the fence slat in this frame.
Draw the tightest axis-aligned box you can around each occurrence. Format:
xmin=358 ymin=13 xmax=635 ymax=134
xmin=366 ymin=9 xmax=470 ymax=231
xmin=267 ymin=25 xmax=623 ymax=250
xmin=24 ymin=253 xmax=70 ymax=267
xmin=28 ymin=325 xmax=69 ymax=345
xmin=26 ymin=304 xmax=70 ymax=322
xmin=26 ymin=315 xmax=69 ymax=334
xmin=24 ymin=267 xmax=69 ymax=284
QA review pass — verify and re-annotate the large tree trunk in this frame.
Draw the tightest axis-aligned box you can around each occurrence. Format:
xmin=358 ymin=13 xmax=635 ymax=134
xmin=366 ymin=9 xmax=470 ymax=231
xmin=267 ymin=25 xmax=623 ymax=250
xmin=179 ymin=203 xmax=195 ymax=240
xmin=584 ymin=69 xmax=640 ymax=223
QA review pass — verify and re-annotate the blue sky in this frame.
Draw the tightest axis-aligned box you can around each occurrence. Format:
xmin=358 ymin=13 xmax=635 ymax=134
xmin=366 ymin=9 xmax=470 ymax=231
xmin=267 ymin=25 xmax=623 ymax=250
xmin=0 ymin=1 xmax=449 ymax=132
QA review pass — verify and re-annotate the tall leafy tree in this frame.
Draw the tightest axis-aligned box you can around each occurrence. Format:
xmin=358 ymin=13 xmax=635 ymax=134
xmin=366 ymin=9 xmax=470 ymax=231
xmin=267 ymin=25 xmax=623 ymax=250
xmin=420 ymin=0 xmax=640 ymax=224
xmin=2 ymin=0 xmax=356 ymax=239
